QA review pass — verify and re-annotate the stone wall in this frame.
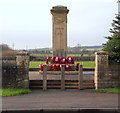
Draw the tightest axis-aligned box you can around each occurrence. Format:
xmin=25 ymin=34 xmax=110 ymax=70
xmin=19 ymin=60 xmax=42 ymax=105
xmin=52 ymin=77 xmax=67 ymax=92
xmin=2 ymin=51 xmax=29 ymax=89
xmin=2 ymin=61 xmax=17 ymax=88
xmin=107 ymin=61 xmax=120 ymax=87
xmin=94 ymin=51 xmax=120 ymax=89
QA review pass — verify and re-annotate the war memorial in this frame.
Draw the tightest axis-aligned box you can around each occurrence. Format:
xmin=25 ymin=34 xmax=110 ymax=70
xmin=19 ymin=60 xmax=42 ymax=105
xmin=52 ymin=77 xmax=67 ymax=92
xmin=1 ymin=5 xmax=120 ymax=113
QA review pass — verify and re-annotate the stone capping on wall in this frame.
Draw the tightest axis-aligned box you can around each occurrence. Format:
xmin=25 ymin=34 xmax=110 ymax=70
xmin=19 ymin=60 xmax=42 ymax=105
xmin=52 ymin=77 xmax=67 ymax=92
xmin=1 ymin=56 xmax=16 ymax=60
xmin=95 ymin=51 xmax=108 ymax=55
xmin=16 ymin=51 xmax=29 ymax=56
xmin=2 ymin=60 xmax=16 ymax=67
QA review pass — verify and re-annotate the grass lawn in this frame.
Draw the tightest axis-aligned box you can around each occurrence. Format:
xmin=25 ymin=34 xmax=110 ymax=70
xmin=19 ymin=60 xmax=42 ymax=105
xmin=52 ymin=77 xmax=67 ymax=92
xmin=97 ymin=88 xmax=120 ymax=94
xmin=29 ymin=61 xmax=95 ymax=68
xmin=0 ymin=88 xmax=31 ymax=97
xmin=75 ymin=61 xmax=95 ymax=68
xmin=29 ymin=61 xmax=45 ymax=68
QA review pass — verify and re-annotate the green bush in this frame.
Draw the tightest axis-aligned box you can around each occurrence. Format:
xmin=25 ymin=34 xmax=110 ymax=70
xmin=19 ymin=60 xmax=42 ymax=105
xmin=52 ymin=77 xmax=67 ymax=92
xmin=103 ymin=15 xmax=120 ymax=63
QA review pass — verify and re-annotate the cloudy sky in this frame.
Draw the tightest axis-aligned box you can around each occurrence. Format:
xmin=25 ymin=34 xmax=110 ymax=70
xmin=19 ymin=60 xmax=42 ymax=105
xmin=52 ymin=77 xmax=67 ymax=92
xmin=0 ymin=0 xmax=118 ymax=50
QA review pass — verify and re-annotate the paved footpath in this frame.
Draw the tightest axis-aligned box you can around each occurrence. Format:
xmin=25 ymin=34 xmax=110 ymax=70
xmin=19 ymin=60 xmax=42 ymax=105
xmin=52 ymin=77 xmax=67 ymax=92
xmin=2 ymin=89 xmax=119 ymax=110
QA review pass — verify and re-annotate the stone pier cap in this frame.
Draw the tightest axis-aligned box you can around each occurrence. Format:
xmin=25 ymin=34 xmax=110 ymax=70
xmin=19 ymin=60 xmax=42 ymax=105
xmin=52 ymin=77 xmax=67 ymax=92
xmin=51 ymin=5 xmax=69 ymax=13
xmin=16 ymin=51 xmax=29 ymax=56
xmin=95 ymin=51 xmax=108 ymax=55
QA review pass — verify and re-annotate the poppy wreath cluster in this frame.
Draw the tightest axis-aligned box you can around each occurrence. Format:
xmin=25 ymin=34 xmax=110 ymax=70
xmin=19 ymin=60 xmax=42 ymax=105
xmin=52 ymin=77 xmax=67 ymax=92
xmin=39 ymin=64 xmax=71 ymax=71
xmin=51 ymin=56 xmax=74 ymax=64
xmin=40 ymin=56 xmax=80 ymax=71
xmin=49 ymin=64 xmax=70 ymax=71
xmin=39 ymin=64 xmax=43 ymax=71
xmin=50 ymin=56 xmax=74 ymax=71
xmin=45 ymin=56 xmax=49 ymax=64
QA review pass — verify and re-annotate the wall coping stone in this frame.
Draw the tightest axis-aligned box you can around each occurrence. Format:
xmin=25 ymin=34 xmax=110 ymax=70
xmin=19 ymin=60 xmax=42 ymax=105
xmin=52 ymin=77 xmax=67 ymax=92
xmin=95 ymin=51 xmax=108 ymax=55
xmin=16 ymin=51 xmax=29 ymax=56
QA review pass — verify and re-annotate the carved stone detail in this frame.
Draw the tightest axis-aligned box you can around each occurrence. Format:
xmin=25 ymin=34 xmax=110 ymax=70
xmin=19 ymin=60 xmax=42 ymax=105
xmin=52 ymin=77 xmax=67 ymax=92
xmin=53 ymin=14 xmax=67 ymax=23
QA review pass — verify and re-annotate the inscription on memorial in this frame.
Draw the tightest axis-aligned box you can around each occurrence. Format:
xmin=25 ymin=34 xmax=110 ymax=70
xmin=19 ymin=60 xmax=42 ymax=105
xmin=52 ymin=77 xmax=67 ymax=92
xmin=56 ymin=28 xmax=63 ymax=36
xmin=55 ymin=28 xmax=64 ymax=49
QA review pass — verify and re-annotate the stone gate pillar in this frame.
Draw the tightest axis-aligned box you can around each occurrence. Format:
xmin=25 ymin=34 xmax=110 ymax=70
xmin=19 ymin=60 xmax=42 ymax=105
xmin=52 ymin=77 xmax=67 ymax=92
xmin=94 ymin=51 xmax=108 ymax=89
xmin=16 ymin=51 xmax=29 ymax=88
xmin=51 ymin=5 xmax=69 ymax=57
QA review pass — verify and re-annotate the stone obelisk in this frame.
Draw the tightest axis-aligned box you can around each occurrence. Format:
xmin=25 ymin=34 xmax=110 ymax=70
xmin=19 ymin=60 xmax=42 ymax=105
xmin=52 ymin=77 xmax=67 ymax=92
xmin=51 ymin=5 xmax=69 ymax=57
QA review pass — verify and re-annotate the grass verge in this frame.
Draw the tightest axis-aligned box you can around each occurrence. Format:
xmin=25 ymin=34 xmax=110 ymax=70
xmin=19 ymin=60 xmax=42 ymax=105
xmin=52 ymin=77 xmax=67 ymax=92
xmin=97 ymin=88 xmax=120 ymax=94
xmin=0 ymin=88 xmax=31 ymax=97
